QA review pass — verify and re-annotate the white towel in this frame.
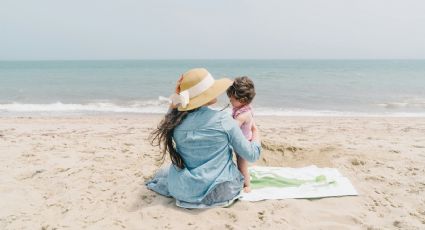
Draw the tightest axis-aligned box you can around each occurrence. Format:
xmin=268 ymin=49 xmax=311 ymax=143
xmin=240 ymin=165 xmax=358 ymax=201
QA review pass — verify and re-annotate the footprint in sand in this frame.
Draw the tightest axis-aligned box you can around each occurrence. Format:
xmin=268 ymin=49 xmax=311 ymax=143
xmin=257 ymin=210 xmax=266 ymax=221
xmin=17 ymin=169 xmax=46 ymax=180
xmin=224 ymin=224 xmax=235 ymax=230
xmin=393 ymin=220 xmax=403 ymax=228
xmin=224 ymin=211 xmax=238 ymax=223
xmin=41 ymin=225 xmax=58 ymax=230
xmin=351 ymin=158 xmax=365 ymax=166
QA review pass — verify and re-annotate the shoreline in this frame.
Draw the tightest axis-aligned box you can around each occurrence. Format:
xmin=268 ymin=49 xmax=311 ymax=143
xmin=2 ymin=113 xmax=425 ymax=119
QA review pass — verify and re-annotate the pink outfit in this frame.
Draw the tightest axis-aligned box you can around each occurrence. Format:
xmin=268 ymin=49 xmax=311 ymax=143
xmin=232 ymin=104 xmax=254 ymax=140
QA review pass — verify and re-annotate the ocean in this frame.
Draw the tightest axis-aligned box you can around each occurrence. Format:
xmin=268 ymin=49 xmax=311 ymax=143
xmin=1 ymin=60 xmax=425 ymax=116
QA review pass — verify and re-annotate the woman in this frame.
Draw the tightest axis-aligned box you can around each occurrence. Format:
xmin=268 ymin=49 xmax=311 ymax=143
xmin=147 ymin=68 xmax=261 ymax=208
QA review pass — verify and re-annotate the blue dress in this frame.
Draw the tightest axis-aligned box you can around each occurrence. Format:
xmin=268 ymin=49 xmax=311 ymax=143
xmin=146 ymin=106 xmax=261 ymax=208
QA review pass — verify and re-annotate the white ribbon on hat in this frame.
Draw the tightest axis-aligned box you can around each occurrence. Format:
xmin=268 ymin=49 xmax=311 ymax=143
xmin=170 ymin=73 xmax=215 ymax=108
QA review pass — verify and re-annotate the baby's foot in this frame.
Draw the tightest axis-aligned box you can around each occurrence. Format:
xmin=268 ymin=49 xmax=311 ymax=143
xmin=243 ymin=186 xmax=251 ymax=193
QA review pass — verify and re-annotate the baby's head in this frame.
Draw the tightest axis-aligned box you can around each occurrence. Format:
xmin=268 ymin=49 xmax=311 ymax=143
xmin=226 ymin=76 xmax=256 ymax=108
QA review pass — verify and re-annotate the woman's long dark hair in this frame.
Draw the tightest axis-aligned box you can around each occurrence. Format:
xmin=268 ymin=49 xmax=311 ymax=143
xmin=150 ymin=108 xmax=191 ymax=169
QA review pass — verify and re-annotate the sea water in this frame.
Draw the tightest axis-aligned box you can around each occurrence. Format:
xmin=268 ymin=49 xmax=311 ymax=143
xmin=1 ymin=60 xmax=424 ymax=116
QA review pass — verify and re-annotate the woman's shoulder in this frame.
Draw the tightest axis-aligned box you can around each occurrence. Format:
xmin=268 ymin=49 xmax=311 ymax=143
xmin=178 ymin=107 xmax=232 ymax=130
xmin=197 ymin=106 xmax=231 ymax=118
xmin=200 ymin=107 xmax=236 ymax=127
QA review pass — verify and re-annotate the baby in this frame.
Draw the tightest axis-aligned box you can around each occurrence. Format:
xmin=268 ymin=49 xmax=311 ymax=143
xmin=226 ymin=76 xmax=256 ymax=192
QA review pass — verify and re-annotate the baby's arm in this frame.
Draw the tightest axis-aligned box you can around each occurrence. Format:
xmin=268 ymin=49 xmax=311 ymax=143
xmin=235 ymin=111 xmax=251 ymax=127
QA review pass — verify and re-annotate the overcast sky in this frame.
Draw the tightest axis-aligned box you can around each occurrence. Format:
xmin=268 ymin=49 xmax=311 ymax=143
xmin=1 ymin=0 xmax=425 ymax=60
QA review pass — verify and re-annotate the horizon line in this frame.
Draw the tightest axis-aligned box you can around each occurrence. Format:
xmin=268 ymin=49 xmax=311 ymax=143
xmin=1 ymin=58 xmax=425 ymax=62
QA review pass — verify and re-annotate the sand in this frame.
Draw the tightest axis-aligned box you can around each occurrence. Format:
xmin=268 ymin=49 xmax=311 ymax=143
xmin=1 ymin=115 xmax=425 ymax=229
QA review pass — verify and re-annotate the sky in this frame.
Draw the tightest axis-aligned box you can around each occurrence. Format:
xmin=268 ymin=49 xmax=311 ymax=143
xmin=1 ymin=0 xmax=425 ymax=60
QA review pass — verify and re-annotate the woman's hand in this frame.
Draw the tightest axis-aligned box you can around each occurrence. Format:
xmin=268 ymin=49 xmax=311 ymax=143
xmin=170 ymin=75 xmax=184 ymax=110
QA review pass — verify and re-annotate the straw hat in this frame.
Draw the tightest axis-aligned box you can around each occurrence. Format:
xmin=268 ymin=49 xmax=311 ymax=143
xmin=170 ymin=68 xmax=233 ymax=111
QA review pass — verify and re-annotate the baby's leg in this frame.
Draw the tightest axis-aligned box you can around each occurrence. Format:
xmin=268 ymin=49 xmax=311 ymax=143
xmin=236 ymin=154 xmax=251 ymax=192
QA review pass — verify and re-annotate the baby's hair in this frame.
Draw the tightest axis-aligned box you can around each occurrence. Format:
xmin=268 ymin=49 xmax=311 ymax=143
xmin=226 ymin=76 xmax=256 ymax=105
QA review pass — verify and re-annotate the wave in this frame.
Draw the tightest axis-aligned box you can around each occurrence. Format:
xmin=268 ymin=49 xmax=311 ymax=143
xmin=376 ymin=97 xmax=425 ymax=109
xmin=251 ymin=107 xmax=425 ymax=117
xmin=1 ymin=96 xmax=425 ymax=117
xmin=0 ymin=101 xmax=169 ymax=115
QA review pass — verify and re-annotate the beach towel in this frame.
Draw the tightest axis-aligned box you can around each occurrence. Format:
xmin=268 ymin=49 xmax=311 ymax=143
xmin=240 ymin=165 xmax=358 ymax=201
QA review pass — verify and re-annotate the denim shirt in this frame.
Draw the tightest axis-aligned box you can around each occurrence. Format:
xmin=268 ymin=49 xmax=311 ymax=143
xmin=146 ymin=106 xmax=261 ymax=208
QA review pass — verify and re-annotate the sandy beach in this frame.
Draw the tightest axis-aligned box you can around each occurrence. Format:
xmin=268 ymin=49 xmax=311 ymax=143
xmin=1 ymin=115 xmax=424 ymax=229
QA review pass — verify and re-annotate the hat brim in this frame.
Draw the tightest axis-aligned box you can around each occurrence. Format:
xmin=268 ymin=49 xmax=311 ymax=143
xmin=178 ymin=78 xmax=233 ymax=111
